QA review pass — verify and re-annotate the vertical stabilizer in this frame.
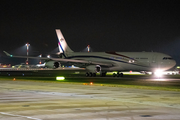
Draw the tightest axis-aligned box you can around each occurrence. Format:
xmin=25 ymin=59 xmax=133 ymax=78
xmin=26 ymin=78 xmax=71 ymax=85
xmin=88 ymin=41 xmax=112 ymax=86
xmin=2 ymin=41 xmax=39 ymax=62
xmin=56 ymin=29 xmax=73 ymax=57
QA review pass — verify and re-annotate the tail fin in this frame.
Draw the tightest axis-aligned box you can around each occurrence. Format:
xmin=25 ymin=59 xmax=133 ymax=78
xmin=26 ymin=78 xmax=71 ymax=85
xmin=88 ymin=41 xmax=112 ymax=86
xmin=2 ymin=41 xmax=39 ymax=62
xmin=55 ymin=29 xmax=73 ymax=57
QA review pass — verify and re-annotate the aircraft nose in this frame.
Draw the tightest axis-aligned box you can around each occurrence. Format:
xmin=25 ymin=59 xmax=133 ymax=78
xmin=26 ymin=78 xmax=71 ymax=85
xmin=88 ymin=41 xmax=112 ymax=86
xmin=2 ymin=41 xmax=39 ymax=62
xmin=171 ymin=60 xmax=176 ymax=67
xmin=159 ymin=59 xmax=176 ymax=70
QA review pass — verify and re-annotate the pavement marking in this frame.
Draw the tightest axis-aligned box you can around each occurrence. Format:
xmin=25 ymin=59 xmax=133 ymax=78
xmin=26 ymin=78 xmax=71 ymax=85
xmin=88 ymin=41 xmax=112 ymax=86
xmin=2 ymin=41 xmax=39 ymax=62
xmin=0 ymin=112 xmax=41 ymax=120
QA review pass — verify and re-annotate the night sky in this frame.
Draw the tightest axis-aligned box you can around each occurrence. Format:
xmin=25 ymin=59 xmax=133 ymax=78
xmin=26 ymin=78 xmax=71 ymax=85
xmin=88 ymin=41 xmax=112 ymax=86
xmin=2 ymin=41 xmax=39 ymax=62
xmin=0 ymin=0 xmax=180 ymax=65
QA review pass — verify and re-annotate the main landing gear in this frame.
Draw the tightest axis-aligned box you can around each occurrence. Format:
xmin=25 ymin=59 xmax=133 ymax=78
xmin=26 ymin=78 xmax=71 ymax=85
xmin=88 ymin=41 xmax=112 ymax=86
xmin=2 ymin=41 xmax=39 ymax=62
xmin=85 ymin=72 xmax=96 ymax=77
xmin=113 ymin=72 xmax=123 ymax=77
xmin=85 ymin=72 xmax=107 ymax=77
xmin=100 ymin=72 xmax=107 ymax=77
xmin=85 ymin=72 xmax=123 ymax=77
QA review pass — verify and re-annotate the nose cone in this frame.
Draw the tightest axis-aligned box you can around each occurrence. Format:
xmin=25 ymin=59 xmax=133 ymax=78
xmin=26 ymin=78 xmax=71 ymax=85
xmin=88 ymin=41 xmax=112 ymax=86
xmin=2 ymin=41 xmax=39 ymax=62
xmin=156 ymin=53 xmax=177 ymax=71
xmin=159 ymin=59 xmax=176 ymax=71
xmin=171 ymin=60 xmax=176 ymax=68
xmin=164 ymin=60 xmax=176 ymax=70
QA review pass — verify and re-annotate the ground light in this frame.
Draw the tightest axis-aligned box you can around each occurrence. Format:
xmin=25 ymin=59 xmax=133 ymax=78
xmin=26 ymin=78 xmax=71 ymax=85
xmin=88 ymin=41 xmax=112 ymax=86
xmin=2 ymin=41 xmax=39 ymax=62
xmin=56 ymin=76 xmax=65 ymax=81
xmin=154 ymin=69 xmax=163 ymax=77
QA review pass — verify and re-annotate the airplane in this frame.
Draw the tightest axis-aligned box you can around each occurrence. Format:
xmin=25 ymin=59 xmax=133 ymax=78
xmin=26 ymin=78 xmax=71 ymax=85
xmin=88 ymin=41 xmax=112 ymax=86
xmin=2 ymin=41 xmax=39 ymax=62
xmin=4 ymin=29 xmax=176 ymax=77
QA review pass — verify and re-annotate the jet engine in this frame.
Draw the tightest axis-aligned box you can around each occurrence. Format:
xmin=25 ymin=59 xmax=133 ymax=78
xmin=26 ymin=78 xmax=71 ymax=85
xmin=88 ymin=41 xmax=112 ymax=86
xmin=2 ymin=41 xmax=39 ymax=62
xmin=86 ymin=65 xmax=101 ymax=73
xmin=45 ymin=61 xmax=60 ymax=68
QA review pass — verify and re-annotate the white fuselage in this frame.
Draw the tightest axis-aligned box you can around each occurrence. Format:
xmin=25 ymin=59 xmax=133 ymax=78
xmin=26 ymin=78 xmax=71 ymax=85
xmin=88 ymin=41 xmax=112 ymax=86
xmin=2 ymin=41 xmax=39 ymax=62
xmin=55 ymin=29 xmax=176 ymax=73
xmin=65 ymin=51 xmax=176 ymax=72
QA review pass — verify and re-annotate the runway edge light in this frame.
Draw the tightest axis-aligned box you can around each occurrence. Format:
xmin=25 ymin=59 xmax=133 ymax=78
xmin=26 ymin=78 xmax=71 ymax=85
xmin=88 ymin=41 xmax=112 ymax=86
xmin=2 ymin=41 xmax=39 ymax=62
xmin=56 ymin=76 xmax=65 ymax=80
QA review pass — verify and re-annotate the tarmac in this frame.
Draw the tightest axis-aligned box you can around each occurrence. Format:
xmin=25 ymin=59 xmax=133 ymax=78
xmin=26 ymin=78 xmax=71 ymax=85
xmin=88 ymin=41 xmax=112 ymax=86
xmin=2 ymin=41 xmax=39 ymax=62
xmin=0 ymin=79 xmax=180 ymax=120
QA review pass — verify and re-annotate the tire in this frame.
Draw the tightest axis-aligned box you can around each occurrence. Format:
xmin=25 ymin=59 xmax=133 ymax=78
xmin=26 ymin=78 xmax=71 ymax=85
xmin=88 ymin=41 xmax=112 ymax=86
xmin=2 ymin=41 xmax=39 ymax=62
xmin=89 ymin=72 xmax=93 ymax=77
xmin=92 ymin=73 xmax=96 ymax=77
xmin=120 ymin=73 xmax=123 ymax=77
xmin=113 ymin=73 xmax=116 ymax=77
xmin=101 ymin=72 xmax=106 ymax=77
xmin=85 ymin=72 xmax=89 ymax=77
xmin=117 ymin=73 xmax=120 ymax=77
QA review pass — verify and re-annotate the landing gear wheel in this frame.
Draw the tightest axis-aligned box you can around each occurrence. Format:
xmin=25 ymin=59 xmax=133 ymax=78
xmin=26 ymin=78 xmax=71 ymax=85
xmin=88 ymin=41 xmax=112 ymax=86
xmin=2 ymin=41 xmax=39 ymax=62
xmin=113 ymin=73 xmax=117 ymax=77
xmin=86 ymin=72 xmax=96 ymax=77
xmin=113 ymin=72 xmax=123 ymax=77
xmin=92 ymin=73 xmax=96 ymax=77
xmin=100 ymin=72 xmax=107 ymax=77
xmin=89 ymin=72 xmax=93 ymax=77
xmin=117 ymin=72 xmax=123 ymax=77
xmin=85 ymin=72 xmax=89 ymax=77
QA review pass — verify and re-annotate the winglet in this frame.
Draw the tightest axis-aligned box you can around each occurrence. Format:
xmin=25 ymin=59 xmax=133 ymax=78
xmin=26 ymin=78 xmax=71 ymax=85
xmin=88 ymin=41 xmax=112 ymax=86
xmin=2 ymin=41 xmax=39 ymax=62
xmin=3 ymin=51 xmax=13 ymax=57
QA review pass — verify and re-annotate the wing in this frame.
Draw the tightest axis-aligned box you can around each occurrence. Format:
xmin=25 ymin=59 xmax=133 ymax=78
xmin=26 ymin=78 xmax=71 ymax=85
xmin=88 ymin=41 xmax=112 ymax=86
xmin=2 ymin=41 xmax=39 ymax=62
xmin=3 ymin=51 xmax=113 ymax=67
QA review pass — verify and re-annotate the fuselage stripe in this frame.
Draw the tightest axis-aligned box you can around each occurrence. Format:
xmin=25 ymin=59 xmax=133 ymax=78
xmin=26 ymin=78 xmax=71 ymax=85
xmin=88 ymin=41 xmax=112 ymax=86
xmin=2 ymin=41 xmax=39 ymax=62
xmin=58 ymin=41 xmax=66 ymax=58
xmin=66 ymin=55 xmax=148 ymax=67
xmin=105 ymin=52 xmax=136 ymax=61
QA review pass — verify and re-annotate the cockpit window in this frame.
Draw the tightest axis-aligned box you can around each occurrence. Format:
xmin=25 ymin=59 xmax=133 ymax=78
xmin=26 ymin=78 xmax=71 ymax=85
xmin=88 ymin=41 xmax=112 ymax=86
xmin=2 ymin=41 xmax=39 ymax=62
xmin=163 ymin=57 xmax=173 ymax=60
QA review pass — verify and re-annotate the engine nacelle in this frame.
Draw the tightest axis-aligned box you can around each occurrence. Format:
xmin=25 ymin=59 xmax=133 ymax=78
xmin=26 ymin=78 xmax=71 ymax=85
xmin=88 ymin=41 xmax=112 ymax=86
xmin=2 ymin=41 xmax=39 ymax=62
xmin=86 ymin=65 xmax=101 ymax=73
xmin=45 ymin=61 xmax=60 ymax=68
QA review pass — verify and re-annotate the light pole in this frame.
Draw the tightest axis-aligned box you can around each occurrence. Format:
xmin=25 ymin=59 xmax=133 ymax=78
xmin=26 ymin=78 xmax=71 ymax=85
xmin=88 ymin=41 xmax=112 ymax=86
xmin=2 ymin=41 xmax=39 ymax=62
xmin=39 ymin=54 xmax=42 ymax=64
xmin=25 ymin=43 xmax=30 ymax=65
xmin=87 ymin=45 xmax=90 ymax=52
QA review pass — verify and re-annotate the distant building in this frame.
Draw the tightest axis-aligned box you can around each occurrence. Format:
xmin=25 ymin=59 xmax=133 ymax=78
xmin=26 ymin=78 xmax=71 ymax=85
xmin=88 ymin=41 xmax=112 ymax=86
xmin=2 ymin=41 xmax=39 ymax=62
xmin=0 ymin=63 xmax=11 ymax=68
xmin=12 ymin=63 xmax=38 ymax=69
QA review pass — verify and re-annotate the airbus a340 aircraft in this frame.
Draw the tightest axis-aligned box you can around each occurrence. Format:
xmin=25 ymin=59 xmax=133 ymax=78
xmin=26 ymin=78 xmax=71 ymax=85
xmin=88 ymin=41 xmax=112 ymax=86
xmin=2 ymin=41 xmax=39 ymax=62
xmin=4 ymin=29 xmax=176 ymax=77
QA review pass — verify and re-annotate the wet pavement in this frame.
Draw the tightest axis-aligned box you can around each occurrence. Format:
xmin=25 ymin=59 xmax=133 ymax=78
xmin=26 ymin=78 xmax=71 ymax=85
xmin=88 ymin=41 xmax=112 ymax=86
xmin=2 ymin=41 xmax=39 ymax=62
xmin=0 ymin=79 xmax=180 ymax=120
